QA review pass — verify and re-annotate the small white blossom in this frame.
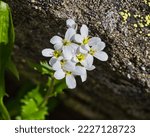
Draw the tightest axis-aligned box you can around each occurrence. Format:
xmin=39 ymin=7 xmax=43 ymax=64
xmin=73 ymin=24 xmax=91 ymax=53
xmin=88 ymin=37 xmax=108 ymax=61
xmin=66 ymin=19 xmax=77 ymax=30
xmin=42 ymin=47 xmax=63 ymax=69
xmin=42 ymin=19 xmax=108 ymax=89
xmin=54 ymin=61 xmax=86 ymax=89
xmin=50 ymin=28 xmax=77 ymax=60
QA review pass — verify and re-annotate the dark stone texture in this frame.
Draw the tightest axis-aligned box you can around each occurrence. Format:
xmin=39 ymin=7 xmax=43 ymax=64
xmin=5 ymin=0 xmax=150 ymax=119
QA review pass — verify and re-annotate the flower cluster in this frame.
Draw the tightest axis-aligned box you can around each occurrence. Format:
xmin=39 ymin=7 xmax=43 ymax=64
xmin=42 ymin=19 xmax=108 ymax=89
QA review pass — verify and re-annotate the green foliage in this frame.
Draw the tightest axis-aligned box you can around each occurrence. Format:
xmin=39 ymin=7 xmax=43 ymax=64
xmin=0 ymin=1 xmax=67 ymax=120
xmin=29 ymin=61 xmax=53 ymax=76
xmin=54 ymin=79 xmax=67 ymax=96
xmin=16 ymin=86 xmax=48 ymax=120
xmin=0 ymin=1 xmax=17 ymax=119
xmin=15 ymin=61 xmax=67 ymax=120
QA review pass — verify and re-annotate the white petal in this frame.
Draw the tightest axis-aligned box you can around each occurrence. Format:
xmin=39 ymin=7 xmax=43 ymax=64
xmin=54 ymin=69 xmax=65 ymax=80
xmin=57 ymin=56 xmax=63 ymax=61
xmin=70 ymin=43 xmax=79 ymax=51
xmin=42 ymin=48 xmax=54 ymax=57
xmin=72 ymin=56 xmax=78 ymax=63
xmin=83 ymin=45 xmax=90 ymax=51
xmin=62 ymin=46 xmax=73 ymax=60
xmin=94 ymin=51 xmax=108 ymax=61
xmin=73 ymin=34 xmax=83 ymax=43
xmin=88 ymin=37 xmax=101 ymax=46
xmin=63 ymin=61 xmax=75 ymax=72
xmin=92 ymin=41 xmax=106 ymax=51
xmin=50 ymin=36 xmax=63 ymax=45
xmin=73 ymin=66 xmax=86 ymax=75
xmin=66 ymin=75 xmax=76 ymax=89
xmin=79 ymin=46 xmax=88 ymax=54
xmin=81 ymin=73 xmax=87 ymax=82
xmin=52 ymin=60 xmax=61 ymax=71
xmin=98 ymin=41 xmax=106 ymax=50
xmin=81 ymin=54 xmax=94 ymax=68
xmin=65 ymin=28 xmax=76 ymax=40
xmin=54 ymin=43 xmax=63 ymax=50
xmin=66 ymin=19 xmax=76 ymax=28
xmin=49 ymin=57 xmax=57 ymax=66
xmin=86 ymin=65 xmax=96 ymax=71
xmin=80 ymin=24 xmax=88 ymax=38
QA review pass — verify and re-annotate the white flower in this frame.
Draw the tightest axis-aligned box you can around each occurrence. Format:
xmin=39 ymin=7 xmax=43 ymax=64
xmin=42 ymin=19 xmax=109 ymax=90
xmin=42 ymin=47 xmax=63 ymax=69
xmin=72 ymin=48 xmax=94 ymax=70
xmin=74 ymin=24 xmax=89 ymax=44
xmin=54 ymin=61 xmax=86 ymax=89
xmin=88 ymin=37 xmax=108 ymax=61
xmin=50 ymin=28 xmax=77 ymax=60
xmin=66 ymin=19 xmax=77 ymax=30
xmin=73 ymin=24 xmax=91 ymax=53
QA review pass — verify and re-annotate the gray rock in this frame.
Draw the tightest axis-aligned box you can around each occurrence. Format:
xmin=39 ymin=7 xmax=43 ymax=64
xmin=6 ymin=0 xmax=150 ymax=119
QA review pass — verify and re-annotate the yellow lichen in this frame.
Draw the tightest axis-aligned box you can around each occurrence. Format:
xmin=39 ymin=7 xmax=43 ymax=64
xmin=119 ymin=10 xmax=131 ymax=23
xmin=120 ymin=1 xmax=150 ymax=35
xmin=133 ymin=24 xmax=138 ymax=28
xmin=144 ymin=0 xmax=150 ymax=6
xmin=145 ymin=14 xmax=150 ymax=26
xmin=138 ymin=22 xmax=144 ymax=27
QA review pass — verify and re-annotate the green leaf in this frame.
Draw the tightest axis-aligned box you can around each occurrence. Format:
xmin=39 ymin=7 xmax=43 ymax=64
xmin=0 ymin=1 xmax=15 ymax=96
xmin=0 ymin=1 xmax=9 ymax=45
xmin=0 ymin=1 xmax=15 ymax=120
xmin=28 ymin=61 xmax=53 ymax=76
xmin=17 ymin=86 xmax=48 ymax=120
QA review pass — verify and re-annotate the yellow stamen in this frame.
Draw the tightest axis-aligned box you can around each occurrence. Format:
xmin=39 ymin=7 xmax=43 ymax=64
xmin=53 ymin=50 xmax=61 ymax=58
xmin=89 ymin=48 xmax=95 ymax=55
xmin=76 ymin=53 xmax=85 ymax=61
xmin=66 ymin=71 xmax=72 ymax=75
xmin=63 ymin=39 xmax=71 ymax=46
xmin=83 ymin=37 xmax=90 ymax=45
xmin=60 ymin=60 xmax=66 ymax=65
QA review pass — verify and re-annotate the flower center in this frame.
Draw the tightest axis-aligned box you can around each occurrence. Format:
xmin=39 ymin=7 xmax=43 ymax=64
xmin=76 ymin=53 xmax=85 ymax=61
xmin=53 ymin=50 xmax=61 ymax=58
xmin=60 ymin=60 xmax=66 ymax=65
xmin=89 ymin=48 xmax=95 ymax=55
xmin=63 ymin=39 xmax=71 ymax=46
xmin=66 ymin=71 xmax=72 ymax=75
xmin=83 ymin=37 xmax=90 ymax=45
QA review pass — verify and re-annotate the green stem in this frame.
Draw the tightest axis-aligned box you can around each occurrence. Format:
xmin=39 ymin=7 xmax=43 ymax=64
xmin=40 ymin=77 xmax=55 ymax=107
xmin=0 ymin=97 xmax=10 ymax=120
xmin=0 ymin=70 xmax=10 ymax=120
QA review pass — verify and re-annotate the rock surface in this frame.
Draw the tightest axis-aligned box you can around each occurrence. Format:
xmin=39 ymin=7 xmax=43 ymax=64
xmin=5 ymin=0 xmax=150 ymax=119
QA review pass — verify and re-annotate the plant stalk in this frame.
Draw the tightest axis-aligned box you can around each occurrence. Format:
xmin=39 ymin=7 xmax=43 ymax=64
xmin=0 ymin=70 xmax=10 ymax=120
xmin=40 ymin=77 xmax=55 ymax=107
